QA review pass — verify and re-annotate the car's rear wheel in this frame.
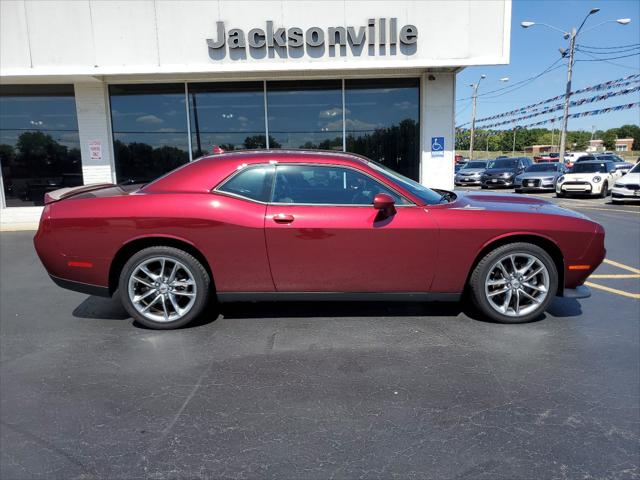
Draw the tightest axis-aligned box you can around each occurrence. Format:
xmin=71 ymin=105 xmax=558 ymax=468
xmin=469 ymin=243 xmax=558 ymax=324
xmin=119 ymin=246 xmax=211 ymax=329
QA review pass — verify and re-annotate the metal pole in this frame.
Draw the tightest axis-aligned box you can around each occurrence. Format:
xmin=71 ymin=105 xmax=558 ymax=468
xmin=558 ymin=27 xmax=576 ymax=164
xmin=512 ymin=125 xmax=517 ymax=156
xmin=469 ymin=83 xmax=479 ymax=160
xmin=486 ymin=134 xmax=489 ymax=158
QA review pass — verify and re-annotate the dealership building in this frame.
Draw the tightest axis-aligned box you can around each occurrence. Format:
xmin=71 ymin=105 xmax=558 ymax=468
xmin=0 ymin=0 xmax=511 ymax=228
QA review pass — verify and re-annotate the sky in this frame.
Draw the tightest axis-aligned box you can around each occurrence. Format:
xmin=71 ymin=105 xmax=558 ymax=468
xmin=456 ymin=0 xmax=640 ymax=132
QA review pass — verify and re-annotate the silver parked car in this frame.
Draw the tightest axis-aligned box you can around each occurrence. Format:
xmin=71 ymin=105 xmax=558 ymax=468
xmin=454 ymin=160 xmax=488 ymax=186
xmin=514 ymin=162 xmax=566 ymax=193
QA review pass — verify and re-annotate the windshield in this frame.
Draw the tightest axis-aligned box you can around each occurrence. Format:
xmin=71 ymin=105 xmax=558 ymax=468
xmin=526 ymin=163 xmax=558 ymax=172
xmin=596 ymin=155 xmax=615 ymax=161
xmin=487 ymin=159 xmax=518 ymax=169
xmin=464 ymin=161 xmax=487 ymax=169
xmin=368 ymin=161 xmax=446 ymax=205
xmin=630 ymin=162 xmax=640 ymax=174
xmin=571 ymin=162 xmax=608 ymax=174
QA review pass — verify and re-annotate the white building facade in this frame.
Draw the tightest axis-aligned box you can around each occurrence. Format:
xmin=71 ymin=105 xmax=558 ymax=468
xmin=0 ymin=0 xmax=511 ymax=228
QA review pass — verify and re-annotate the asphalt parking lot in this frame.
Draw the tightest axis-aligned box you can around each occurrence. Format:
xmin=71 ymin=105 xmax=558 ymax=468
xmin=1 ymin=192 xmax=639 ymax=480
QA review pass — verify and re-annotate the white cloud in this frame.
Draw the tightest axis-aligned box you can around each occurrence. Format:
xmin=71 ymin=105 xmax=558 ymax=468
xmin=136 ymin=114 xmax=163 ymax=124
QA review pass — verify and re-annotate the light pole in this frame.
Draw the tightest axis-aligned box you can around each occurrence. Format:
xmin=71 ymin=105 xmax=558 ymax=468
xmin=521 ymin=10 xmax=631 ymax=164
xmin=468 ymin=74 xmax=486 ymax=160
xmin=468 ymin=76 xmax=508 ymax=160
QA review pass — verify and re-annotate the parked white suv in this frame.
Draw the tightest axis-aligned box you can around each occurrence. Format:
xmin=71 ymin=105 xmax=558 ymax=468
xmin=556 ymin=160 xmax=616 ymax=198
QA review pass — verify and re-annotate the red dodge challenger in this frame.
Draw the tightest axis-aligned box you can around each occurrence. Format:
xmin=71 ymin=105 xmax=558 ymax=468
xmin=34 ymin=150 xmax=605 ymax=329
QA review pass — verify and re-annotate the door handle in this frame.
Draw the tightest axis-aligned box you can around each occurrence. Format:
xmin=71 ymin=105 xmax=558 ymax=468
xmin=273 ymin=213 xmax=295 ymax=224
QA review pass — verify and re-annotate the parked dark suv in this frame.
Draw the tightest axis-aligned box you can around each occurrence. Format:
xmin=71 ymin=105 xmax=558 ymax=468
xmin=481 ymin=157 xmax=533 ymax=189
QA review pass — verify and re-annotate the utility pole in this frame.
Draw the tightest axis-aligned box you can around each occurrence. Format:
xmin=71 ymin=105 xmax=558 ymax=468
xmin=558 ymin=27 xmax=576 ymax=164
xmin=468 ymin=74 xmax=485 ymax=160
xmin=512 ymin=124 xmax=517 ymax=156
xmin=521 ymin=9 xmax=631 ymax=163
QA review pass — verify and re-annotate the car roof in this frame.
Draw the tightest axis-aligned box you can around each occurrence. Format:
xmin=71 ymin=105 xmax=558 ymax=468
xmin=141 ymin=149 xmax=411 ymax=197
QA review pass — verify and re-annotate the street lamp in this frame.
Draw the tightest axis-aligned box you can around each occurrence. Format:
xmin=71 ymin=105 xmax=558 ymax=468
xmin=469 ymin=76 xmax=509 ymax=160
xmin=521 ymin=8 xmax=631 ymax=164
xmin=468 ymin=74 xmax=486 ymax=160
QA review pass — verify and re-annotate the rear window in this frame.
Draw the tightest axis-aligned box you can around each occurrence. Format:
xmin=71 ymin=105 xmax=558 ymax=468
xmin=217 ymin=165 xmax=274 ymax=202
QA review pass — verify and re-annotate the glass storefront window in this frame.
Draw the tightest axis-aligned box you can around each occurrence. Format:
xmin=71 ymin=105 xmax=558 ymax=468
xmin=0 ymin=85 xmax=82 ymax=207
xmin=109 ymin=84 xmax=189 ymax=184
xmin=345 ymin=78 xmax=420 ymax=180
xmin=189 ymin=82 xmax=267 ymax=157
xmin=266 ymin=80 xmax=343 ymax=150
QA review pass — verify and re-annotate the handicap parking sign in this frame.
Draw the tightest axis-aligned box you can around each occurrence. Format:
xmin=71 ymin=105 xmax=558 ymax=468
xmin=431 ymin=137 xmax=445 ymax=157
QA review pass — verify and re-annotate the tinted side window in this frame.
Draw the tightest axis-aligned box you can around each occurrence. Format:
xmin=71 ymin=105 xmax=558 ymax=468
xmin=218 ymin=165 xmax=274 ymax=202
xmin=272 ymin=165 xmax=409 ymax=205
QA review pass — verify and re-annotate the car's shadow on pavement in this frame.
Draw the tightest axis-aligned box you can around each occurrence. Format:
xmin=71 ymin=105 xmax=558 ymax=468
xmin=72 ymin=293 xmax=584 ymax=328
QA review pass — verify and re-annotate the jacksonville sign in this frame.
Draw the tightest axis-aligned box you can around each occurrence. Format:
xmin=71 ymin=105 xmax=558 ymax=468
xmin=206 ymin=18 xmax=417 ymax=56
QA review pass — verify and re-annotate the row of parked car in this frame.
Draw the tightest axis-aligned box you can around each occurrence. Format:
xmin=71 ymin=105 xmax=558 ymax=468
xmin=454 ymin=154 xmax=640 ymax=203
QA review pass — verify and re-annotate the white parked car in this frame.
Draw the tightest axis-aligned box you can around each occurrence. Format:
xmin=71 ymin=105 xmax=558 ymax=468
xmin=612 ymin=161 xmax=640 ymax=203
xmin=564 ymin=151 xmax=590 ymax=164
xmin=556 ymin=161 xmax=617 ymax=198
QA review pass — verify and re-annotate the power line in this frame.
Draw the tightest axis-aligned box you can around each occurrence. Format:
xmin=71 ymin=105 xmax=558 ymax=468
xmin=575 ymin=51 xmax=640 ymax=62
xmin=456 ymin=57 xmax=565 ymax=102
xmin=577 ymin=42 xmax=640 ymax=50
xmin=576 ymin=45 xmax=640 ymax=55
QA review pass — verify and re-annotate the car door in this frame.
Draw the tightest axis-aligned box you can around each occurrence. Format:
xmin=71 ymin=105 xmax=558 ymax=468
xmin=264 ymin=163 xmax=439 ymax=293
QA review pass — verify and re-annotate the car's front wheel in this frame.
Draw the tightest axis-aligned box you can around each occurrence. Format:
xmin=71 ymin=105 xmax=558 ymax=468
xmin=119 ymin=246 xmax=211 ymax=329
xmin=599 ymin=181 xmax=609 ymax=198
xmin=469 ymin=243 xmax=558 ymax=324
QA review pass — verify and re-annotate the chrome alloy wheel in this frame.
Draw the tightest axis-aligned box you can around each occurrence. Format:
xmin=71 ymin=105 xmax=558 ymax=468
xmin=484 ymin=253 xmax=550 ymax=318
xmin=127 ymin=256 xmax=197 ymax=323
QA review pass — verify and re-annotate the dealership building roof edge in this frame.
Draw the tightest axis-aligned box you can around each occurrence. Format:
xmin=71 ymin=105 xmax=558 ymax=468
xmin=0 ymin=0 xmax=511 ymax=229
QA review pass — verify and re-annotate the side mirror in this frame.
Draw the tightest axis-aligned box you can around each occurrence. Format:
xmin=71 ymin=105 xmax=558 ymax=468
xmin=373 ymin=193 xmax=396 ymax=217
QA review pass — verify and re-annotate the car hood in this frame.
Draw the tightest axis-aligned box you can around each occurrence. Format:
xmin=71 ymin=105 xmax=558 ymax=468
xmin=617 ymin=172 xmax=640 ymax=184
xmin=449 ymin=191 xmax=589 ymax=219
xmin=519 ymin=171 xmax=558 ymax=179
xmin=484 ymin=168 xmax=517 ymax=175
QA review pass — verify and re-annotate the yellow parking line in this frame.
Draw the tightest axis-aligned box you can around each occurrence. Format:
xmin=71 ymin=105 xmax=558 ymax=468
xmin=589 ymin=274 xmax=640 ymax=279
xmin=584 ymin=281 xmax=640 ymax=300
xmin=604 ymin=259 xmax=640 ymax=274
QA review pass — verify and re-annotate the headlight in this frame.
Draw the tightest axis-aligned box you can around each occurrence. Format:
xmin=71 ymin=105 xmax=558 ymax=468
xmin=543 ymin=177 xmax=555 ymax=182
xmin=557 ymin=176 xmax=565 ymax=183
xmin=502 ymin=172 xmax=512 ymax=177
xmin=614 ymin=182 xmax=623 ymax=188
xmin=593 ymin=176 xmax=601 ymax=183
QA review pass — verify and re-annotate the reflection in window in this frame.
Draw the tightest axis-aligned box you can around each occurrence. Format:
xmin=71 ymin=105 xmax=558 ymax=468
xmin=189 ymin=82 xmax=270 ymax=158
xmin=266 ymin=80 xmax=342 ymax=150
xmin=345 ymin=79 xmax=420 ymax=180
xmin=0 ymin=85 xmax=82 ymax=207
xmin=217 ymin=165 xmax=275 ymax=202
xmin=109 ymin=84 xmax=189 ymax=184
xmin=272 ymin=164 xmax=408 ymax=205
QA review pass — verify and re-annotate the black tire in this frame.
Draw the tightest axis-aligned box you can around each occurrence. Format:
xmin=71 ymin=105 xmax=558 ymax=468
xmin=118 ymin=246 xmax=211 ymax=329
xmin=555 ymin=191 xmax=565 ymax=198
xmin=514 ymin=188 xmax=522 ymax=194
xmin=599 ymin=181 xmax=608 ymax=198
xmin=481 ymin=185 xmax=488 ymax=189
xmin=469 ymin=242 xmax=558 ymax=324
